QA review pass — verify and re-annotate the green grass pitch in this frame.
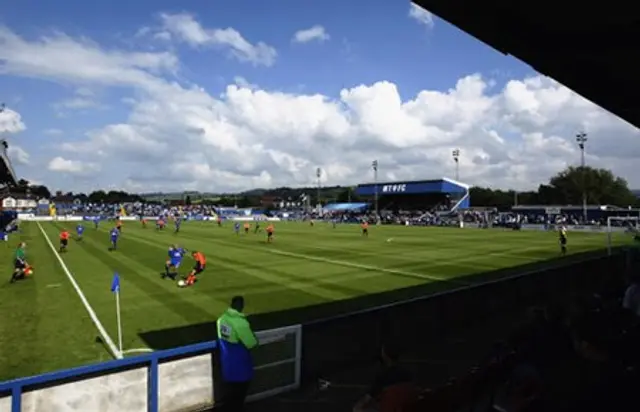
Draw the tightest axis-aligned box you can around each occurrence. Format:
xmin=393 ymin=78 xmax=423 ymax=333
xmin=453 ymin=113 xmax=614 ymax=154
xmin=0 ymin=220 xmax=633 ymax=381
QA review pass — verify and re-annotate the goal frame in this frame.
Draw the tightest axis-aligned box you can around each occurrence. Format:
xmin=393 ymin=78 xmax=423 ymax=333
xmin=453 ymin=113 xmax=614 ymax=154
xmin=606 ymin=216 xmax=640 ymax=255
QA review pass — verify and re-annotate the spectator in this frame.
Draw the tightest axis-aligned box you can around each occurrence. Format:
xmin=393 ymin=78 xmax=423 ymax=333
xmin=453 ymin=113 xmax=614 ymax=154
xmin=622 ymin=273 xmax=640 ymax=317
xmin=491 ymin=364 xmax=546 ymax=412
xmin=216 ymin=296 xmax=258 ymax=411
xmin=353 ymin=342 xmax=417 ymax=412
xmin=567 ymin=313 xmax=635 ymax=412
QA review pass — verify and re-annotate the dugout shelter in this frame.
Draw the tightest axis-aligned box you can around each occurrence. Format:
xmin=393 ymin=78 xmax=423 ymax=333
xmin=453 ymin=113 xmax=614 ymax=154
xmin=355 ymin=177 xmax=470 ymax=213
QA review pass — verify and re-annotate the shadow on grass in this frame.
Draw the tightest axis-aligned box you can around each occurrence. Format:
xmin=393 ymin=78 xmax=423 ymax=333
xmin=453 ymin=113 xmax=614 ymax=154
xmin=139 ymin=248 xmax=613 ymax=350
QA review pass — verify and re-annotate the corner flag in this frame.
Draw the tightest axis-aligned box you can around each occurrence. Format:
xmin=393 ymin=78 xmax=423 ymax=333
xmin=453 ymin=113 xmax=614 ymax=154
xmin=110 ymin=273 xmax=120 ymax=293
xmin=111 ymin=272 xmax=123 ymax=354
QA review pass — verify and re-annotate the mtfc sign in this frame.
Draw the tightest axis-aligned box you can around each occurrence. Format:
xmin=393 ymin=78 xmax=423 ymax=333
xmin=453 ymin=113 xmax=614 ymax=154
xmin=381 ymin=184 xmax=406 ymax=193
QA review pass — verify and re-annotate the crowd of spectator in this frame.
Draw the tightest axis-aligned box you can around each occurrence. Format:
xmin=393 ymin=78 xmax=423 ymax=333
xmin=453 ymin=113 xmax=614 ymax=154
xmin=355 ymin=270 xmax=640 ymax=412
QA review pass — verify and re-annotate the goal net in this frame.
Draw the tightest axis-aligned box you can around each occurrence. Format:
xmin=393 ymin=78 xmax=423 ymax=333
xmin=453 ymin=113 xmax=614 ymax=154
xmin=607 ymin=216 xmax=640 ymax=255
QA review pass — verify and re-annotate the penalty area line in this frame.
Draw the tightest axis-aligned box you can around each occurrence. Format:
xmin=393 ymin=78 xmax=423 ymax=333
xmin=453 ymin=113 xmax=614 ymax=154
xmin=36 ymin=222 xmax=123 ymax=360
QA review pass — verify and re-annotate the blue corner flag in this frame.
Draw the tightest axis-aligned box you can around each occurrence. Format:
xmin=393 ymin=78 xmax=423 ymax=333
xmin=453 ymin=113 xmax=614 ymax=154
xmin=110 ymin=273 xmax=120 ymax=293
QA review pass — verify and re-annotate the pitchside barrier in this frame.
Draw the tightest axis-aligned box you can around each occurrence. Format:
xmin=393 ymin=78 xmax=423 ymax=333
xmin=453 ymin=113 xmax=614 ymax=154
xmin=0 ymin=324 xmax=301 ymax=412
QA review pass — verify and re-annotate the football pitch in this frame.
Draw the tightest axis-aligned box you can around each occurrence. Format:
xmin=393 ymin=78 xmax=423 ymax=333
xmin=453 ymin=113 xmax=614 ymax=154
xmin=0 ymin=220 xmax=632 ymax=381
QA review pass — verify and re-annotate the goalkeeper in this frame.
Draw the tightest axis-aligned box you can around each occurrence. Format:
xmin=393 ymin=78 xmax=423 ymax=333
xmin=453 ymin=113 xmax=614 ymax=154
xmin=10 ymin=242 xmax=28 ymax=283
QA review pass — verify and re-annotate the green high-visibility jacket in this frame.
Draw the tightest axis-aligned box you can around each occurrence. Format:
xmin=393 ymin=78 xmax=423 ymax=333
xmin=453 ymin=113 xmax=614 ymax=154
xmin=216 ymin=308 xmax=258 ymax=382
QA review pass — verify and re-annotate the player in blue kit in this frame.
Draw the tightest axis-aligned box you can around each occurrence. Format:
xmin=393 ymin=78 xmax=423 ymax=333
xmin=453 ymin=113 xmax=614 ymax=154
xmin=163 ymin=244 xmax=186 ymax=280
xmin=76 ymin=223 xmax=85 ymax=241
xmin=174 ymin=217 xmax=181 ymax=234
xmin=109 ymin=227 xmax=119 ymax=251
xmin=93 ymin=217 xmax=100 ymax=229
xmin=234 ymin=222 xmax=240 ymax=235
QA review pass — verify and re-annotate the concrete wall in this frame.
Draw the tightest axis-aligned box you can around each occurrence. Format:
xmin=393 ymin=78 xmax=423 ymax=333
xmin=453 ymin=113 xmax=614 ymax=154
xmin=21 ymin=368 xmax=147 ymax=412
xmin=158 ymin=354 xmax=214 ymax=411
xmin=9 ymin=353 xmax=214 ymax=412
xmin=1 ymin=396 xmax=11 ymax=411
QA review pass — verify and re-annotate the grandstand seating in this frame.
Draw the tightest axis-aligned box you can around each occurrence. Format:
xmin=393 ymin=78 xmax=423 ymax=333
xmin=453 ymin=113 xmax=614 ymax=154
xmin=0 ymin=139 xmax=18 ymax=188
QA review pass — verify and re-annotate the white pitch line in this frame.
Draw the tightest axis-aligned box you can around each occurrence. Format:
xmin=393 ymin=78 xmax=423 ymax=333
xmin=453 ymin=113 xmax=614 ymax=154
xmin=36 ymin=222 xmax=122 ymax=359
xmin=123 ymin=348 xmax=154 ymax=355
xmin=269 ymin=249 xmax=467 ymax=285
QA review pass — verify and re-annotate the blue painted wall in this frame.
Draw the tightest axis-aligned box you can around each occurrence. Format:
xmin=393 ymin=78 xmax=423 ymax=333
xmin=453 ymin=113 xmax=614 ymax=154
xmin=356 ymin=180 xmax=466 ymax=196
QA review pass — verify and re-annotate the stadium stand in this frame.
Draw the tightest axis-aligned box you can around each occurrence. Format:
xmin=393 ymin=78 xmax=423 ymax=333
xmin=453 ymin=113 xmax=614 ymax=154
xmin=247 ymin=250 xmax=640 ymax=411
xmin=0 ymin=139 xmax=18 ymax=190
xmin=355 ymin=178 xmax=470 ymax=223
xmin=0 ymin=139 xmax=19 ymax=231
xmin=413 ymin=1 xmax=640 ymax=129
xmin=512 ymin=205 xmax=640 ymax=226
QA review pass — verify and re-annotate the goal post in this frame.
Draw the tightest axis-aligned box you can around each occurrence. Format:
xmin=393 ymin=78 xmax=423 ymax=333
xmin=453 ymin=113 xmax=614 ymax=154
xmin=606 ymin=216 xmax=640 ymax=255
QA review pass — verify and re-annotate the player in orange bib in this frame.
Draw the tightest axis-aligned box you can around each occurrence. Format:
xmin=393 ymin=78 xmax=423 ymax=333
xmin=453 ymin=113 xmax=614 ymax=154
xmin=141 ymin=218 xmax=148 ymax=228
xmin=243 ymin=222 xmax=250 ymax=234
xmin=266 ymin=223 xmax=275 ymax=243
xmin=185 ymin=251 xmax=206 ymax=286
xmin=59 ymin=230 xmax=70 ymax=252
xmin=361 ymin=221 xmax=369 ymax=237
xmin=116 ymin=219 xmax=123 ymax=232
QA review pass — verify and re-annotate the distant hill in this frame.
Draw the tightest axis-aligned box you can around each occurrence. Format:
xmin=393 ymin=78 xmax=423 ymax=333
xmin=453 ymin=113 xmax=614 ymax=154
xmin=139 ymin=185 xmax=357 ymax=203
xmin=632 ymin=190 xmax=640 ymax=198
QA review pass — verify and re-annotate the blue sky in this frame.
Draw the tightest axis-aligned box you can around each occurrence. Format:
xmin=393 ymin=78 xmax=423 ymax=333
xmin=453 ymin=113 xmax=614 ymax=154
xmin=0 ymin=1 xmax=636 ymax=193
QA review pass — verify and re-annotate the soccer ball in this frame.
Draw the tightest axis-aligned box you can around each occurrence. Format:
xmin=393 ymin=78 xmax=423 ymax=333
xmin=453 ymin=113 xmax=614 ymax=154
xmin=24 ymin=267 xmax=33 ymax=276
xmin=177 ymin=280 xmax=186 ymax=287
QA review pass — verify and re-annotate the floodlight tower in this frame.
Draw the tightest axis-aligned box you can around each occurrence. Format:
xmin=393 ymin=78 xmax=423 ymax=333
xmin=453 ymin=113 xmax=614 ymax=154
xmin=316 ymin=167 xmax=322 ymax=207
xmin=372 ymin=160 xmax=379 ymax=217
xmin=576 ymin=132 xmax=588 ymax=222
xmin=452 ymin=149 xmax=460 ymax=181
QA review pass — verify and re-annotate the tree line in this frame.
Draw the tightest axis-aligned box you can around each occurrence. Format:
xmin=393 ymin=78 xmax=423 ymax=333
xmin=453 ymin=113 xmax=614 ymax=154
xmin=11 ymin=180 xmax=144 ymax=204
xmin=8 ymin=166 xmax=640 ymax=208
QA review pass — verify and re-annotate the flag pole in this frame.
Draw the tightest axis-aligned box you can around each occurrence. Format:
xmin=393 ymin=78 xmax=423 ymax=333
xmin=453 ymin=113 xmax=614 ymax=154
xmin=111 ymin=272 xmax=124 ymax=357
xmin=115 ymin=288 xmax=123 ymax=355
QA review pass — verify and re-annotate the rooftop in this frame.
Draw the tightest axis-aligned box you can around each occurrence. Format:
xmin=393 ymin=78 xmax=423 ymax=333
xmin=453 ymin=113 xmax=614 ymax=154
xmin=414 ymin=1 xmax=640 ymax=129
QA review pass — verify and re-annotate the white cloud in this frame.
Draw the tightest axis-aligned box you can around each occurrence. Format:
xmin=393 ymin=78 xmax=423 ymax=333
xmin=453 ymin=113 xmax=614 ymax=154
xmin=0 ymin=25 xmax=178 ymax=89
xmin=292 ymin=25 xmax=330 ymax=44
xmin=409 ymin=3 xmax=435 ymax=29
xmin=7 ymin=145 xmax=30 ymax=165
xmin=44 ymin=128 xmax=64 ymax=136
xmin=1 ymin=24 xmax=639 ymax=194
xmin=233 ymin=76 xmax=257 ymax=90
xmin=0 ymin=107 xmax=26 ymax=134
xmin=56 ymin=97 xmax=99 ymax=110
xmin=47 ymin=156 xmax=99 ymax=174
xmin=158 ymin=13 xmax=277 ymax=67
xmin=53 ymin=87 xmax=103 ymax=116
